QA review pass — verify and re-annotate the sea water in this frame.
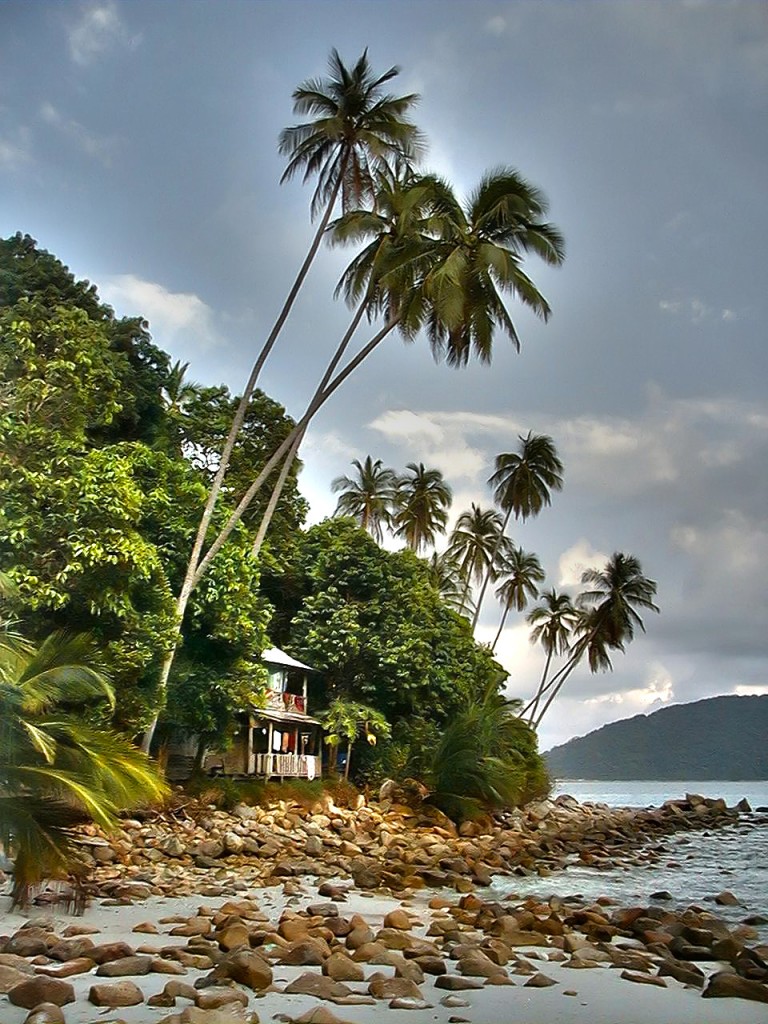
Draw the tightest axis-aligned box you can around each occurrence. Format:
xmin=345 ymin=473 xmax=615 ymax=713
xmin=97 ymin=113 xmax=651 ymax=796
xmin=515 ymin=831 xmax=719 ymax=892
xmin=491 ymin=779 xmax=768 ymax=940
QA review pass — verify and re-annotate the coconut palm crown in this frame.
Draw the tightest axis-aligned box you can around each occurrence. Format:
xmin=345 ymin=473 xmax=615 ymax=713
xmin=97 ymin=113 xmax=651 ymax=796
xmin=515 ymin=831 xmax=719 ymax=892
xmin=331 ymin=455 xmax=398 ymax=543
xmin=393 ymin=462 xmax=452 ymax=553
xmin=279 ymin=48 xmax=426 ymax=219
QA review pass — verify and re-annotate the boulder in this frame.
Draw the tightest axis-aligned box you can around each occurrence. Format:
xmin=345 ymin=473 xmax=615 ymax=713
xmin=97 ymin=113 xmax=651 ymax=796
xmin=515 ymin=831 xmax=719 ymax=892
xmin=88 ymin=980 xmax=145 ymax=1007
xmin=23 ymin=1003 xmax=67 ymax=1024
xmin=209 ymin=950 xmax=272 ymax=991
xmin=96 ymin=954 xmax=153 ymax=976
xmin=8 ymin=978 xmax=76 ymax=1009
xmin=322 ymin=953 xmax=365 ymax=982
xmin=703 ymin=970 xmax=768 ymax=1003
xmin=0 ymin=964 xmax=32 ymax=993
xmin=367 ymin=977 xmax=423 ymax=1000
xmin=283 ymin=973 xmax=351 ymax=1000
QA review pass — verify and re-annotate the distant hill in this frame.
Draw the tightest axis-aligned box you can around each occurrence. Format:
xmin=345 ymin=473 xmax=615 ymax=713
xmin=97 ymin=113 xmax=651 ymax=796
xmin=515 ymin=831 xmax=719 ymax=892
xmin=544 ymin=694 xmax=768 ymax=780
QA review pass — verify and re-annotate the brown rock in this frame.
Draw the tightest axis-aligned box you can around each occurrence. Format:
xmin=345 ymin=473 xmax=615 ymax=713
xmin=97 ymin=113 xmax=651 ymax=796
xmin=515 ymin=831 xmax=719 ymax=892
xmin=88 ymin=941 xmax=136 ymax=964
xmin=414 ymin=955 xmax=447 ymax=975
xmin=0 ymin=964 xmax=32 ymax=993
xmin=5 ymin=934 xmax=49 ymax=958
xmin=96 ymin=954 xmax=153 ymax=976
xmin=703 ymin=970 xmax=768 ymax=1003
xmin=657 ymin=960 xmax=705 ymax=988
xmin=322 ymin=953 xmax=365 ymax=982
xmin=196 ymin=988 xmax=249 ymax=1010
xmin=714 ymin=891 xmax=741 ymax=906
xmin=280 ymin=938 xmax=330 ymax=966
xmin=217 ymin=924 xmax=250 ymax=951
xmin=88 ymin=980 xmax=145 ymax=1007
xmin=34 ymin=957 xmax=95 ymax=978
xmin=457 ymin=949 xmax=506 ymax=979
xmin=211 ymin=949 xmax=272 ymax=991
xmin=284 ymin=973 xmax=351 ymax=999
xmin=367 ymin=977 xmax=423 ymax=1000
xmin=345 ymin=925 xmax=374 ymax=950
xmin=48 ymin=937 xmax=95 ymax=961
xmin=524 ymin=972 xmax=558 ymax=988
xmin=435 ymin=975 xmax=485 ymax=991
xmin=620 ymin=970 xmax=667 ymax=988
xmin=290 ymin=1009 xmax=354 ymax=1024
xmin=133 ymin=921 xmax=159 ymax=934
xmin=23 ymin=1002 xmax=66 ymax=1024
xmin=383 ymin=910 xmax=412 ymax=930
xmin=8 ymin=977 xmax=75 ymax=1009
xmin=171 ymin=918 xmax=213 ymax=937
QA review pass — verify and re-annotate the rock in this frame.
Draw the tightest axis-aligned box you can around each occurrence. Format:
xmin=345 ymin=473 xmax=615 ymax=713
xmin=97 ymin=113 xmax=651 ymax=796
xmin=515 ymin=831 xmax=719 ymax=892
xmin=34 ymin=957 xmax=95 ymax=978
xmin=714 ymin=890 xmax=741 ymax=906
xmin=349 ymin=857 xmax=382 ymax=889
xmin=88 ymin=941 xmax=136 ymax=964
xmin=133 ymin=921 xmax=160 ymax=934
xmin=457 ymin=949 xmax=505 ymax=979
xmin=8 ymin=978 xmax=76 ymax=1009
xmin=440 ymin=995 xmax=471 ymax=1007
xmin=322 ymin=953 xmax=365 ymax=982
xmin=196 ymin=989 xmax=249 ymax=1010
xmin=0 ymin=964 xmax=32 ymax=992
xmin=5 ymin=934 xmax=49 ymax=957
xmin=281 ymin=939 xmax=329 ymax=966
xmin=291 ymin=1008 xmax=354 ymax=1024
xmin=209 ymin=950 xmax=272 ymax=991
xmin=383 ymin=909 xmax=412 ymax=930
xmin=703 ymin=970 xmax=768 ymax=1003
xmin=367 ymin=977 xmax=423 ymax=1000
xmin=657 ymin=960 xmax=705 ymax=988
xmin=96 ymin=954 xmax=153 ymax=976
xmin=23 ymin=1003 xmax=66 ymax=1024
xmin=388 ymin=997 xmax=433 ymax=1010
xmin=283 ymin=973 xmax=351 ymax=1000
xmin=48 ymin=937 xmax=95 ymax=961
xmin=435 ymin=975 xmax=485 ymax=991
xmin=620 ymin=970 xmax=667 ymax=987
xmin=524 ymin=972 xmax=558 ymax=987
xmin=217 ymin=923 xmax=250 ymax=951
xmin=88 ymin=980 xmax=145 ymax=1007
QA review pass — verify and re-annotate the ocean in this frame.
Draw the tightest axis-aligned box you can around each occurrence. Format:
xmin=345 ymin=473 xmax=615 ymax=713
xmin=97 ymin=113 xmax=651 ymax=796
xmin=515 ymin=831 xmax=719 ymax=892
xmin=492 ymin=779 xmax=768 ymax=940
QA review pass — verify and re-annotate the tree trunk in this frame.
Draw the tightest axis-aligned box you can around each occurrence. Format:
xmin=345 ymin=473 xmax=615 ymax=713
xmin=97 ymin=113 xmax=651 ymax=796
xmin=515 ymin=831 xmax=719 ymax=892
xmin=491 ymin=601 xmax=511 ymax=652
xmin=344 ymin=740 xmax=352 ymax=780
xmin=471 ymin=506 xmax=512 ymax=630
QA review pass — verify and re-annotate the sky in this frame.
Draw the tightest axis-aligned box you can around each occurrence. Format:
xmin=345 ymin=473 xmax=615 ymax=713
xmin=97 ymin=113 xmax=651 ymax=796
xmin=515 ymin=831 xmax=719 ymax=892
xmin=1 ymin=0 xmax=766 ymax=751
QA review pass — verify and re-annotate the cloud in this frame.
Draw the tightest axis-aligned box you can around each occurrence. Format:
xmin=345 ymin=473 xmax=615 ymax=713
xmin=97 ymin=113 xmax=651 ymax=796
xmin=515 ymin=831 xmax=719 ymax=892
xmin=101 ymin=275 xmax=223 ymax=353
xmin=0 ymin=131 xmax=32 ymax=171
xmin=67 ymin=1 xmax=140 ymax=66
xmin=557 ymin=539 xmax=609 ymax=588
xmin=658 ymin=295 xmax=739 ymax=325
xmin=40 ymin=102 xmax=116 ymax=167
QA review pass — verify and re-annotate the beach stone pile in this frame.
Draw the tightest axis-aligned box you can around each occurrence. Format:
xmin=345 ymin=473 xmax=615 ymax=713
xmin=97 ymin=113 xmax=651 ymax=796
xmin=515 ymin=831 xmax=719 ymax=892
xmin=65 ymin=789 xmax=756 ymax=905
xmin=2 ymin=883 xmax=767 ymax=1022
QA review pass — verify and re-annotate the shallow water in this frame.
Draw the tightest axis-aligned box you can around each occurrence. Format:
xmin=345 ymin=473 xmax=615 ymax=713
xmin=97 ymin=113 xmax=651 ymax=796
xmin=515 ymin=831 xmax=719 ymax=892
xmin=490 ymin=779 xmax=768 ymax=939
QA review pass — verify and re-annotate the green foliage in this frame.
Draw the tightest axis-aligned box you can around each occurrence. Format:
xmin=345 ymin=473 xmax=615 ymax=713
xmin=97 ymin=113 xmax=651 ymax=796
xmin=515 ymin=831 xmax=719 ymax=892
xmin=287 ymin=518 xmax=503 ymax=725
xmin=425 ymin=687 xmax=549 ymax=821
xmin=0 ymin=626 xmax=168 ymax=905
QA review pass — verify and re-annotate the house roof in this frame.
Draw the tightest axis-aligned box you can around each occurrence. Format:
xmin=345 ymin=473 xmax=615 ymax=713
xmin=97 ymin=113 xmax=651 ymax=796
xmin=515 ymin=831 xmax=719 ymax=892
xmin=252 ymin=706 xmax=322 ymax=726
xmin=261 ymin=646 xmax=316 ymax=672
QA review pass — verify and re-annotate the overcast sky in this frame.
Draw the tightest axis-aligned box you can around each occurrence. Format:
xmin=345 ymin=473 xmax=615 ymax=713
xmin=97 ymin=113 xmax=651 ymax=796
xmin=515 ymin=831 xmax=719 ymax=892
xmin=2 ymin=0 xmax=766 ymax=751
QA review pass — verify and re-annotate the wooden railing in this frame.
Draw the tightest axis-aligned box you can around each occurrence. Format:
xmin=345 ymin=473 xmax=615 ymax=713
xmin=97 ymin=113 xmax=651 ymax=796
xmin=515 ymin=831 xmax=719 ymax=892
xmin=255 ymin=753 xmax=321 ymax=778
xmin=264 ymin=690 xmax=307 ymax=714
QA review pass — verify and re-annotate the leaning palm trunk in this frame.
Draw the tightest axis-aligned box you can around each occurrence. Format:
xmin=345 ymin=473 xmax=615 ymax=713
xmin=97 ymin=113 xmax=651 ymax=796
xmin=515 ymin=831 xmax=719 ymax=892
xmin=522 ymin=647 xmax=555 ymax=722
xmin=471 ymin=506 xmax=512 ymax=630
xmin=491 ymin=599 xmax=513 ymax=652
xmin=141 ymin=311 xmax=400 ymax=751
xmin=527 ymin=634 xmax=591 ymax=729
xmin=250 ymin=297 xmax=369 ymax=556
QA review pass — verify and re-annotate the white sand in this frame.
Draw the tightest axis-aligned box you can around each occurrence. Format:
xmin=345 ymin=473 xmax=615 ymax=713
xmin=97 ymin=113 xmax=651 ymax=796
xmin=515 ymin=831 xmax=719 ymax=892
xmin=1 ymin=881 xmax=766 ymax=1024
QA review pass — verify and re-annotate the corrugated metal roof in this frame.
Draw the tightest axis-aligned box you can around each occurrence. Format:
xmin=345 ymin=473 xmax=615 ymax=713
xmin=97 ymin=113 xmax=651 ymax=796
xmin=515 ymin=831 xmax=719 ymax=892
xmin=251 ymin=706 xmax=322 ymax=726
xmin=261 ymin=646 xmax=316 ymax=672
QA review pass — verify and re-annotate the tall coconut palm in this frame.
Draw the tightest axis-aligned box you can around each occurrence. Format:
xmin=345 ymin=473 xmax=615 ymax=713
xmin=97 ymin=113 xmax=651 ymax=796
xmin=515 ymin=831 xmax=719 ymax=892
xmin=0 ymin=630 xmax=168 ymax=905
xmin=142 ymin=53 xmax=423 ymax=750
xmin=447 ymin=504 xmax=505 ymax=614
xmin=162 ymin=360 xmax=202 ymax=417
xmin=331 ymin=456 xmax=398 ymax=542
xmin=149 ymin=166 xmax=565 ymax=748
xmin=424 ymin=551 xmax=469 ymax=615
xmin=491 ymin=546 xmax=545 ymax=651
xmin=472 ymin=432 xmax=563 ymax=628
xmin=423 ymin=167 xmax=565 ymax=367
xmin=393 ymin=463 xmax=452 ymax=553
xmin=522 ymin=588 xmax=578 ymax=723
xmin=531 ymin=553 xmax=659 ymax=728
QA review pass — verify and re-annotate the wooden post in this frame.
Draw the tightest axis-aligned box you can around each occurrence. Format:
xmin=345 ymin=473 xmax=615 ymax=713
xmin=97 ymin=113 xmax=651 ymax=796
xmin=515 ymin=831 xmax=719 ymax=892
xmin=247 ymin=715 xmax=255 ymax=774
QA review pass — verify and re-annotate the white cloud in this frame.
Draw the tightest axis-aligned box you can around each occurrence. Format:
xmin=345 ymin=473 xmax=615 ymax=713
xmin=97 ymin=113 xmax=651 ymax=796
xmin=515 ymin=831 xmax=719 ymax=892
xmin=101 ymin=275 xmax=223 ymax=353
xmin=734 ymin=684 xmax=768 ymax=696
xmin=67 ymin=1 xmax=139 ymax=66
xmin=40 ymin=102 xmax=116 ymax=166
xmin=659 ymin=295 xmax=740 ymax=325
xmin=557 ymin=539 xmax=608 ymax=588
xmin=485 ymin=16 xmax=507 ymax=37
xmin=0 ymin=134 xmax=32 ymax=171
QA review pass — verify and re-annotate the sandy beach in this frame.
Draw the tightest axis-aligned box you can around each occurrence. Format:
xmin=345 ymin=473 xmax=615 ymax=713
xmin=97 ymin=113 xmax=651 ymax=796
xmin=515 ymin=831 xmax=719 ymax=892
xmin=2 ymin=877 xmax=766 ymax=1024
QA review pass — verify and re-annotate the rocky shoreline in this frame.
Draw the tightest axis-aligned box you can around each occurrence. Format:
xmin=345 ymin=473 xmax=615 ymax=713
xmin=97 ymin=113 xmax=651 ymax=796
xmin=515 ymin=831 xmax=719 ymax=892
xmin=1 ymin=791 xmax=767 ymax=1022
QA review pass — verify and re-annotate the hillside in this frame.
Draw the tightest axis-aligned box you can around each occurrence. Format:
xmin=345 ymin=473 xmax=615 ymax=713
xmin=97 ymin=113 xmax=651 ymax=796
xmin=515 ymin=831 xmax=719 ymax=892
xmin=544 ymin=694 xmax=768 ymax=780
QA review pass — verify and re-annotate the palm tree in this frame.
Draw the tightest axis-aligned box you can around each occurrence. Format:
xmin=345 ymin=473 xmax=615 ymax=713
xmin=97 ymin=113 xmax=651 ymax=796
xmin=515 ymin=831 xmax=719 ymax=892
xmin=531 ymin=553 xmax=659 ymax=728
xmin=162 ymin=360 xmax=201 ymax=417
xmin=318 ymin=698 xmax=391 ymax=779
xmin=422 ymin=167 xmax=565 ymax=367
xmin=473 ymin=432 xmax=564 ymax=628
xmin=0 ymin=630 xmax=168 ymax=905
xmin=331 ymin=456 xmax=398 ymax=542
xmin=521 ymin=588 xmax=578 ymax=723
xmin=393 ymin=462 xmax=452 ymax=553
xmin=424 ymin=550 xmax=469 ymax=615
xmin=143 ymin=52 xmax=424 ymax=749
xmin=491 ymin=546 xmax=545 ymax=651
xmin=148 ymin=166 xmax=565 ymax=748
xmin=447 ymin=504 xmax=505 ymax=614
